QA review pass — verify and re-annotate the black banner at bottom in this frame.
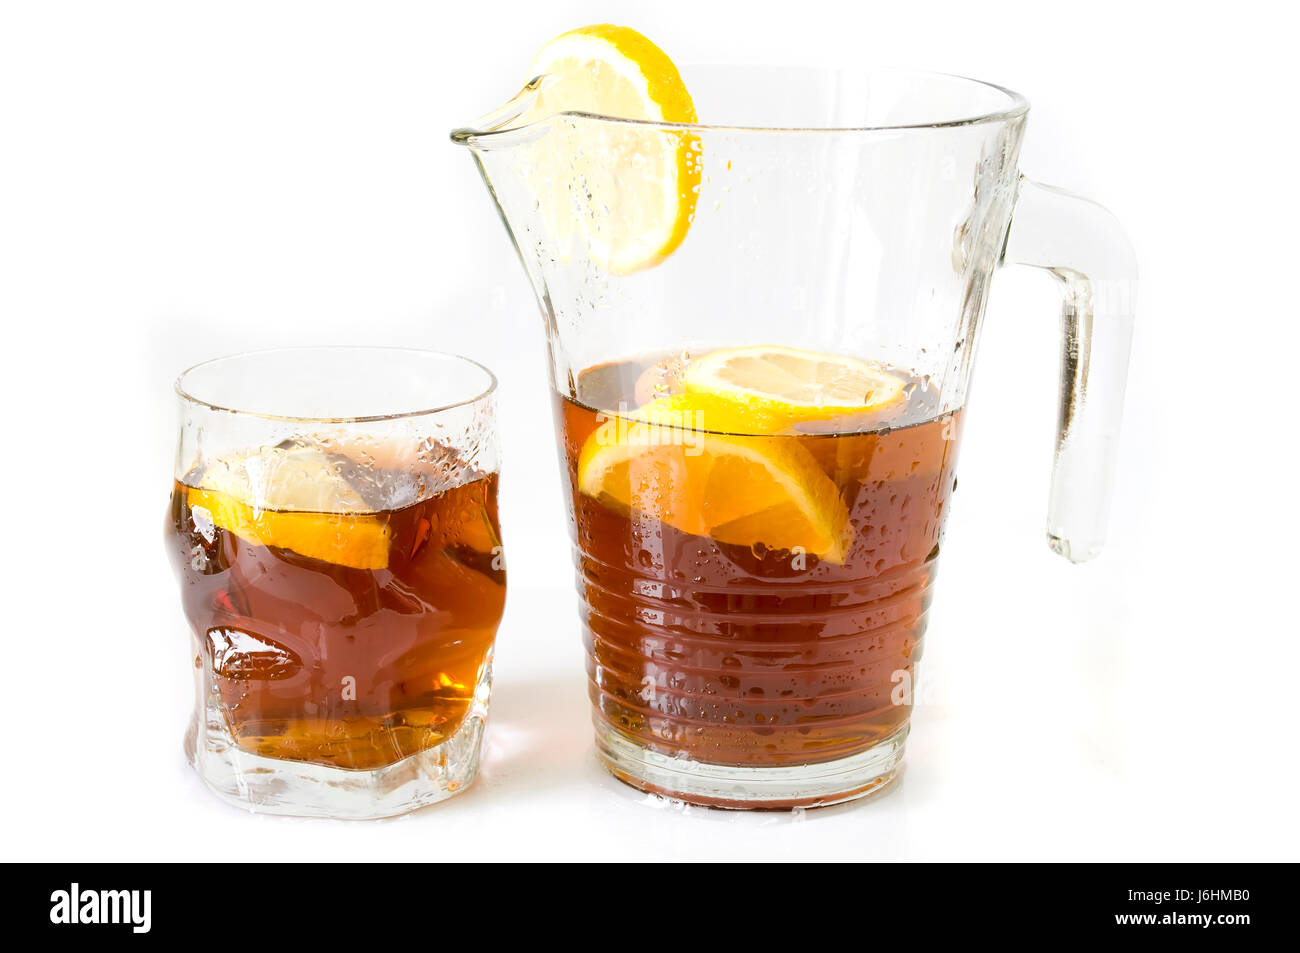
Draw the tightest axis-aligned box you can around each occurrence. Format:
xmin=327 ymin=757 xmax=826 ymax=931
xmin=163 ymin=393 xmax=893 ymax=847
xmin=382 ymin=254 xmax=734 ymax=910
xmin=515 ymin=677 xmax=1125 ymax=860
xmin=4 ymin=862 xmax=1281 ymax=940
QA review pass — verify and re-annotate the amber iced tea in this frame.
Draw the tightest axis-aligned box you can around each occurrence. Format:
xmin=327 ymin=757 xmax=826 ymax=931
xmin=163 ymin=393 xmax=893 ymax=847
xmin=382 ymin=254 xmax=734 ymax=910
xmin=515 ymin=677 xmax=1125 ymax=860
xmin=168 ymin=445 xmax=505 ymax=772
xmin=556 ymin=351 xmax=961 ymax=800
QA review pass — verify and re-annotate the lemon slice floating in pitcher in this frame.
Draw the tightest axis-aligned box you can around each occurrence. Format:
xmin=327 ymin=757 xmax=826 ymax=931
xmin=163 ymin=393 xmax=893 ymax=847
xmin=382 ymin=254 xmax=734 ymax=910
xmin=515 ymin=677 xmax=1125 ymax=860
xmin=574 ymin=346 xmax=912 ymax=561
xmin=683 ymin=344 xmax=907 ymax=430
xmin=525 ymin=24 xmax=700 ymax=273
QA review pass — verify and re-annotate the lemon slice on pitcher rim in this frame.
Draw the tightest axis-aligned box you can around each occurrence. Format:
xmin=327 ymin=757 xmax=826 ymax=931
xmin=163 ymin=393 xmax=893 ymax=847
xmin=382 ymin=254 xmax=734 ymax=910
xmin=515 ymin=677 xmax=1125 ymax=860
xmin=683 ymin=345 xmax=908 ymax=429
xmin=577 ymin=396 xmax=852 ymax=563
xmin=525 ymin=24 xmax=700 ymax=273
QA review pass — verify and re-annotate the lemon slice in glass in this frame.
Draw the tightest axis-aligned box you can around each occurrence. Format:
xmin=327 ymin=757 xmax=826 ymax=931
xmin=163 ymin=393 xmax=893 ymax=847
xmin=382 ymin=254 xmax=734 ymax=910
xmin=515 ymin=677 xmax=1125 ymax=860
xmin=186 ymin=445 xmax=392 ymax=571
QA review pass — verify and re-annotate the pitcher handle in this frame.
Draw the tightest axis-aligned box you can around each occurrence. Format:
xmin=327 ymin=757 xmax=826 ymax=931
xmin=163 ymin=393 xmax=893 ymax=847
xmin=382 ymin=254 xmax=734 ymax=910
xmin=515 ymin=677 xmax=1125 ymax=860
xmin=1001 ymin=176 xmax=1138 ymax=563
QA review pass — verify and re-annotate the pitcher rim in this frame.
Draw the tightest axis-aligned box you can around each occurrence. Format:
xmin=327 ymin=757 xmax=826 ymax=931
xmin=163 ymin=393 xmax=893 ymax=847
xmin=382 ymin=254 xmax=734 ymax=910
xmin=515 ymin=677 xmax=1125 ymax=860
xmin=451 ymin=67 xmax=1029 ymax=145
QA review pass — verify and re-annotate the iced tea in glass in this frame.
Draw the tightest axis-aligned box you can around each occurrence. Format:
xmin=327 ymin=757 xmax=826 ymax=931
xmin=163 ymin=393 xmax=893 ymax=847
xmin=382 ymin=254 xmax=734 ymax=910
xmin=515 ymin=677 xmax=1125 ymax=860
xmin=166 ymin=347 xmax=504 ymax=818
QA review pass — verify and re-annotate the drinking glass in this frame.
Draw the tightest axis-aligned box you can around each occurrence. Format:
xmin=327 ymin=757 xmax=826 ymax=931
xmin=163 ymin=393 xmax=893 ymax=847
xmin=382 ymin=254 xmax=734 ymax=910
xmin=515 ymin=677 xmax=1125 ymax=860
xmin=166 ymin=346 xmax=505 ymax=818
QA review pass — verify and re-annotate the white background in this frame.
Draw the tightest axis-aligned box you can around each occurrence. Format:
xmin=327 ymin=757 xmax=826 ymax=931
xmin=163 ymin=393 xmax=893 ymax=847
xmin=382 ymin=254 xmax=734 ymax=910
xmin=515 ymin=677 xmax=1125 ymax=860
xmin=2 ymin=0 xmax=1297 ymax=861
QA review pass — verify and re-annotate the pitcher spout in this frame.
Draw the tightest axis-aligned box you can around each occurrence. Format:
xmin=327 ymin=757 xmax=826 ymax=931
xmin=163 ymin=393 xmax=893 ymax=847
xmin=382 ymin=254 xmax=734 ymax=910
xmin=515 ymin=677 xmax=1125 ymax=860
xmin=449 ymin=78 xmax=548 ymax=150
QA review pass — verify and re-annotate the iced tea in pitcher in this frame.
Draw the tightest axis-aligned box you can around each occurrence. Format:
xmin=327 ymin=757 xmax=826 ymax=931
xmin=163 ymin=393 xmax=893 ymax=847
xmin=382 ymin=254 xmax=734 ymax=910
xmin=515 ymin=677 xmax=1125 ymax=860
xmin=556 ymin=346 xmax=961 ymax=807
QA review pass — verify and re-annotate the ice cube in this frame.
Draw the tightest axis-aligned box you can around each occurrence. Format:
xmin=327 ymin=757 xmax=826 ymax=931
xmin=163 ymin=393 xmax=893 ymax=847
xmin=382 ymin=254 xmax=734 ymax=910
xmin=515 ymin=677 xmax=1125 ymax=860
xmin=207 ymin=626 xmax=301 ymax=681
xmin=198 ymin=440 xmax=372 ymax=513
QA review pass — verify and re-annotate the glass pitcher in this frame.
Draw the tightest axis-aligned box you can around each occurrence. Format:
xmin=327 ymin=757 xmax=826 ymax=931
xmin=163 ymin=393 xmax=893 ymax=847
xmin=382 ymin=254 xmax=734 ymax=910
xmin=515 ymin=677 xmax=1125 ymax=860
xmin=452 ymin=67 xmax=1135 ymax=808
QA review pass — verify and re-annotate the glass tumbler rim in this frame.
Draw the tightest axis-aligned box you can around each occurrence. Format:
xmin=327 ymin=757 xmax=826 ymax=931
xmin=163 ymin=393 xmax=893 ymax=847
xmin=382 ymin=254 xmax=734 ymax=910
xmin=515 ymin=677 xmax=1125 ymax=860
xmin=174 ymin=345 xmax=498 ymax=425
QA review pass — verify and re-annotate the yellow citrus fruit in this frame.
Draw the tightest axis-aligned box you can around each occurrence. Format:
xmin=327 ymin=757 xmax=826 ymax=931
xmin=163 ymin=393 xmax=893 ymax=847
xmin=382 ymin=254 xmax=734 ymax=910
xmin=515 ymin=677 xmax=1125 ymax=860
xmin=577 ymin=397 xmax=851 ymax=562
xmin=682 ymin=345 xmax=907 ymax=430
xmin=185 ymin=445 xmax=391 ymax=570
xmin=525 ymin=24 xmax=700 ymax=273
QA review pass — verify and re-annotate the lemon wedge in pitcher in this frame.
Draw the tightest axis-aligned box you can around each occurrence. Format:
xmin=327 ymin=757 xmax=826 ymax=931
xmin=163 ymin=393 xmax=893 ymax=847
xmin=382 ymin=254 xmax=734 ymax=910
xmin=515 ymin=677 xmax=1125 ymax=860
xmin=576 ymin=396 xmax=852 ymax=563
xmin=525 ymin=24 xmax=700 ymax=273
